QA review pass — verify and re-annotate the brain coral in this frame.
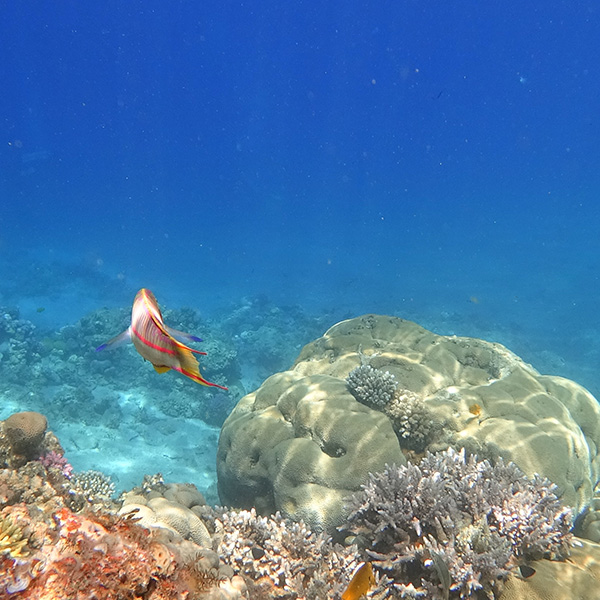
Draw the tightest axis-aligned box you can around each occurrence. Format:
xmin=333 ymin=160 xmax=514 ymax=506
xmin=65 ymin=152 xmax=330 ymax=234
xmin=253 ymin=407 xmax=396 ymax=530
xmin=217 ymin=315 xmax=600 ymax=533
xmin=3 ymin=411 xmax=47 ymax=458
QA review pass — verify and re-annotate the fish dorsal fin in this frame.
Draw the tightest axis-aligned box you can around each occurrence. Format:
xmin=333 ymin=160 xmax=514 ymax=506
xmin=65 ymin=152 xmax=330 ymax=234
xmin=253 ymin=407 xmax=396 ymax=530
xmin=140 ymin=289 xmax=170 ymax=335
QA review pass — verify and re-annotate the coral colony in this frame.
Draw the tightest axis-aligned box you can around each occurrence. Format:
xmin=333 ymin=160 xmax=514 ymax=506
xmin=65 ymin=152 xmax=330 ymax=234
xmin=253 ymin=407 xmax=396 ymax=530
xmin=1 ymin=312 xmax=595 ymax=599
xmin=344 ymin=448 xmax=572 ymax=599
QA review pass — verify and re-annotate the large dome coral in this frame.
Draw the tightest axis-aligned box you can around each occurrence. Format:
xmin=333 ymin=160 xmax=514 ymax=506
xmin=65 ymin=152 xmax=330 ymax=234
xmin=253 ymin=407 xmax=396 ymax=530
xmin=217 ymin=315 xmax=600 ymax=533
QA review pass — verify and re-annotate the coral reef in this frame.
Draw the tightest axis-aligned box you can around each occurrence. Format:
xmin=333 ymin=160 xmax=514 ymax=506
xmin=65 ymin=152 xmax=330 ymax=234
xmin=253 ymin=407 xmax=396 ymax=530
xmin=0 ymin=296 xmax=330 ymax=433
xmin=1 ymin=404 xmax=598 ymax=599
xmin=0 ymin=503 xmax=240 ymax=599
xmin=0 ymin=415 xmax=364 ymax=600
xmin=345 ymin=448 xmax=572 ymax=599
xmin=218 ymin=315 xmax=600 ymax=534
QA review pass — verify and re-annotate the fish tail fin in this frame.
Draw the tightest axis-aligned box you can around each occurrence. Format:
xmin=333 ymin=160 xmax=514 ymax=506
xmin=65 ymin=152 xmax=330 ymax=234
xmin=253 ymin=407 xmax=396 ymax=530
xmin=175 ymin=345 xmax=228 ymax=390
xmin=189 ymin=348 xmax=208 ymax=356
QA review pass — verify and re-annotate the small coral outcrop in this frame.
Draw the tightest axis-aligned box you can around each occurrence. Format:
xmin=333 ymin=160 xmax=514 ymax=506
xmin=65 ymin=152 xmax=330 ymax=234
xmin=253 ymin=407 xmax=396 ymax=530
xmin=3 ymin=412 xmax=47 ymax=460
xmin=71 ymin=469 xmax=116 ymax=503
xmin=347 ymin=363 xmax=398 ymax=407
xmin=120 ymin=480 xmax=212 ymax=548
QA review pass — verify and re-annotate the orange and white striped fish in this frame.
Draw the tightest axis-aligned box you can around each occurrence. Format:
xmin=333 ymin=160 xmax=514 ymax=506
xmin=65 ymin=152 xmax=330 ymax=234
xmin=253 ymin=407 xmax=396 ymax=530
xmin=96 ymin=288 xmax=227 ymax=389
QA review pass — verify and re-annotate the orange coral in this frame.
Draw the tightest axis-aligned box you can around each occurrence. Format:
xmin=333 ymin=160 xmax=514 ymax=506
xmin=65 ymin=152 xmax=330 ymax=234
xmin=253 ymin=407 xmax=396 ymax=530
xmin=0 ymin=505 xmax=204 ymax=599
xmin=468 ymin=403 xmax=482 ymax=417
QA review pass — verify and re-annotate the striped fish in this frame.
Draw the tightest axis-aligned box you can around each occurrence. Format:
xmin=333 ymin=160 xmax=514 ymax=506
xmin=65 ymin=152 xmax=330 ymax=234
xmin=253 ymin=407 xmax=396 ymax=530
xmin=96 ymin=288 xmax=227 ymax=389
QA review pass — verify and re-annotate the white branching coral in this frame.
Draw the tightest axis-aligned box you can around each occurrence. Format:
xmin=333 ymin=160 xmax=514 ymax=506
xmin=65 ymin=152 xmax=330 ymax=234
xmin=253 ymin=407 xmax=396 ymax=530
xmin=346 ymin=364 xmax=398 ymax=407
xmin=385 ymin=388 xmax=438 ymax=451
xmin=213 ymin=508 xmax=358 ymax=599
xmin=345 ymin=448 xmax=572 ymax=599
xmin=347 ymin=364 xmax=438 ymax=451
xmin=71 ymin=469 xmax=115 ymax=502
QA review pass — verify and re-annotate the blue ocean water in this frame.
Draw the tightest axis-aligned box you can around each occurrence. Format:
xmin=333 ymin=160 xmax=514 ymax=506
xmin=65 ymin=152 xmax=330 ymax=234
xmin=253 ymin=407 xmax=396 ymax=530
xmin=0 ymin=2 xmax=598 ymax=492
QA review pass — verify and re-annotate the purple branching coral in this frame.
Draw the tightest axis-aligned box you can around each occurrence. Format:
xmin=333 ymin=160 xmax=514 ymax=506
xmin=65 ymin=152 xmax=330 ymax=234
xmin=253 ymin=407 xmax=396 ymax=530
xmin=38 ymin=451 xmax=73 ymax=479
xmin=345 ymin=448 xmax=572 ymax=599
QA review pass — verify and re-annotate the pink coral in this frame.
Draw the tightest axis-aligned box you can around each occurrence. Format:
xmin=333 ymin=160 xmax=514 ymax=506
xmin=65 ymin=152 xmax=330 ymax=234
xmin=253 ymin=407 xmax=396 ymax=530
xmin=38 ymin=451 xmax=73 ymax=479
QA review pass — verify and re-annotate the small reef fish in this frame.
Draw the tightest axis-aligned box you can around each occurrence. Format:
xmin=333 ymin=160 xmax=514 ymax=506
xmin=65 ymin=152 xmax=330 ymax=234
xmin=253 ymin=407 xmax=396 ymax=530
xmin=341 ymin=562 xmax=375 ymax=600
xmin=429 ymin=550 xmax=451 ymax=600
xmin=96 ymin=288 xmax=227 ymax=389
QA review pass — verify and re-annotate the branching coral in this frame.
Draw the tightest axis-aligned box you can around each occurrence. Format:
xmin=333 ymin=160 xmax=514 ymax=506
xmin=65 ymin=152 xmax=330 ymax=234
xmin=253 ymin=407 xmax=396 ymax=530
xmin=346 ymin=364 xmax=398 ymax=408
xmin=212 ymin=508 xmax=358 ymax=599
xmin=38 ymin=450 xmax=73 ymax=479
xmin=384 ymin=388 xmax=438 ymax=452
xmin=71 ymin=469 xmax=116 ymax=502
xmin=0 ymin=512 xmax=29 ymax=558
xmin=345 ymin=448 xmax=573 ymax=599
xmin=346 ymin=364 xmax=439 ymax=452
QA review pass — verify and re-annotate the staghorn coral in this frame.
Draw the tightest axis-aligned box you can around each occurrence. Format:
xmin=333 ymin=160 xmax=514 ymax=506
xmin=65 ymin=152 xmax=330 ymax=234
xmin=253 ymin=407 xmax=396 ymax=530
xmin=212 ymin=508 xmax=358 ymax=600
xmin=345 ymin=448 xmax=573 ymax=599
xmin=346 ymin=363 xmax=398 ymax=408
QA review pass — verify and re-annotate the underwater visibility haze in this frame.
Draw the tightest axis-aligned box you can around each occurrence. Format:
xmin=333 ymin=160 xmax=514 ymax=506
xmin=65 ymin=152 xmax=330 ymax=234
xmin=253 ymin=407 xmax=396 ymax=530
xmin=1 ymin=2 xmax=600 ymax=598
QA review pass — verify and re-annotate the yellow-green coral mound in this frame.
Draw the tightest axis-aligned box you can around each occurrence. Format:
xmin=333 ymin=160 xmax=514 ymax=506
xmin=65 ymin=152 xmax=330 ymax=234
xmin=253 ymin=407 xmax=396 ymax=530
xmin=217 ymin=315 xmax=600 ymax=533
xmin=217 ymin=371 xmax=404 ymax=533
xmin=498 ymin=538 xmax=600 ymax=600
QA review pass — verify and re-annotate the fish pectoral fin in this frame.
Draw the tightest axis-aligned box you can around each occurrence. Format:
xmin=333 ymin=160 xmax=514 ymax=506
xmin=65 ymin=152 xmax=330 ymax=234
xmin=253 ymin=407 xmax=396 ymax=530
xmin=153 ymin=364 xmax=171 ymax=374
xmin=95 ymin=328 xmax=132 ymax=352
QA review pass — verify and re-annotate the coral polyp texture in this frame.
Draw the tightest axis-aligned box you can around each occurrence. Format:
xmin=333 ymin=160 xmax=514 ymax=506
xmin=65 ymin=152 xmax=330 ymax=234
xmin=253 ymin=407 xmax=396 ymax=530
xmin=345 ymin=448 xmax=572 ymax=599
xmin=217 ymin=315 xmax=600 ymax=533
